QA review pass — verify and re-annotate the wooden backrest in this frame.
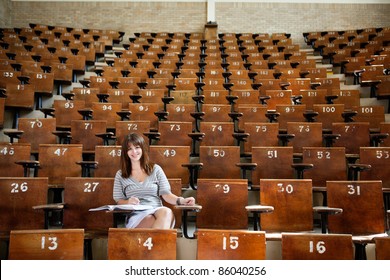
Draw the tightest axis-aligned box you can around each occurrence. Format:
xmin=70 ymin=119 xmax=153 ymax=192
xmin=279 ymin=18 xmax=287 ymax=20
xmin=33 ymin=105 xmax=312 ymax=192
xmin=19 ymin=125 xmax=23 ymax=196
xmin=164 ymin=178 xmax=182 ymax=229
xmin=70 ymin=120 xmax=107 ymax=153
xmin=275 ymin=105 xmax=307 ymax=130
xmin=0 ymin=142 xmax=31 ymax=177
xmin=91 ymin=102 xmax=122 ymax=130
xmin=197 ymin=229 xmax=266 ymax=260
xmin=17 ymin=118 xmax=57 ymax=154
xmin=157 ymin=121 xmax=193 ymax=146
xmin=251 ymin=147 xmax=294 ymax=186
xmin=243 ymin=122 xmax=279 ymax=153
xmin=63 ymin=177 xmax=115 ymax=229
xmin=327 ymin=180 xmax=385 ymax=235
xmin=128 ymin=103 xmax=161 ymax=130
xmin=359 ymin=147 xmax=390 ymax=189
xmin=165 ymin=103 xmax=196 ymax=123
xmin=53 ymin=99 xmax=85 ymax=129
xmin=0 ymin=97 xmax=4 ymax=128
xmin=108 ymin=228 xmax=177 ymax=260
xmin=282 ymin=233 xmax=354 ymax=260
xmin=259 ymin=179 xmax=313 ymax=232
xmin=199 ymin=122 xmax=235 ymax=146
xmin=94 ymin=145 xmax=121 ymax=177
xmin=5 ymin=83 xmax=35 ymax=110
xmin=115 ymin=120 xmax=151 ymax=145
xmin=149 ymin=145 xmax=190 ymax=186
xmin=312 ymin=104 xmax=345 ymax=130
xmin=237 ymin=105 xmax=268 ymax=130
xmin=202 ymin=89 xmax=230 ymax=105
xmin=197 ymin=179 xmax=248 ymax=229
xmin=29 ymin=71 xmax=55 ymax=95
xmin=314 ymin=77 xmax=340 ymax=95
xmin=0 ymin=177 xmax=48 ymax=231
xmin=286 ymin=122 xmax=323 ymax=154
xmin=8 ymin=229 xmax=84 ymax=260
xmin=331 ymin=122 xmax=370 ymax=155
xmin=301 ymin=147 xmax=347 ymax=188
xmin=71 ymin=87 xmax=100 ymax=108
xmin=375 ymin=236 xmax=390 ymax=260
xmin=107 ymin=88 xmax=134 ymax=108
xmin=331 ymin=89 xmax=360 ymax=109
xmin=351 ymin=106 xmax=385 ymax=130
xmin=199 ymin=146 xmax=241 ymax=180
xmin=38 ymin=144 xmax=83 ymax=186
xmin=201 ymin=104 xmax=232 ymax=122
xmin=380 ymin=122 xmax=390 ymax=147
xmin=262 ymin=89 xmax=293 ymax=110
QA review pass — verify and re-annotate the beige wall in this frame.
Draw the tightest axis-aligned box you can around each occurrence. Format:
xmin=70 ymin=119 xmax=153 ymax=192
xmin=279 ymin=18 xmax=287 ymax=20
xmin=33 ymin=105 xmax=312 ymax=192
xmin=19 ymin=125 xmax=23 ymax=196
xmin=7 ymin=1 xmax=390 ymax=45
xmin=0 ymin=0 xmax=11 ymax=27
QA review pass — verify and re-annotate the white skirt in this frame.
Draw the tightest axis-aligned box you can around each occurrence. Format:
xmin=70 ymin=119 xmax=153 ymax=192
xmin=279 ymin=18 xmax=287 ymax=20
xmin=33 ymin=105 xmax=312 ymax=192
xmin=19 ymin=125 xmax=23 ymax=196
xmin=125 ymin=207 xmax=175 ymax=228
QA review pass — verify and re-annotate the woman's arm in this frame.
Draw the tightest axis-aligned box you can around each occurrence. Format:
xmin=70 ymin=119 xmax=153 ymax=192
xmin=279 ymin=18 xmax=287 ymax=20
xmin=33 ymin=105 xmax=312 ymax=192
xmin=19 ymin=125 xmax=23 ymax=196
xmin=161 ymin=193 xmax=195 ymax=206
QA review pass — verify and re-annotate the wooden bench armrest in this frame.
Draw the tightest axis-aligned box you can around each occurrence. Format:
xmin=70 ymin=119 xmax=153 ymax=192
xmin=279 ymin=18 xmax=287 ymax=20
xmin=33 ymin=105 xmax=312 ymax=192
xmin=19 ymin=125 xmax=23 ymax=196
xmin=174 ymin=204 xmax=202 ymax=239
xmin=33 ymin=203 xmax=65 ymax=211
xmin=245 ymin=205 xmax=274 ymax=213
xmin=313 ymin=206 xmax=343 ymax=234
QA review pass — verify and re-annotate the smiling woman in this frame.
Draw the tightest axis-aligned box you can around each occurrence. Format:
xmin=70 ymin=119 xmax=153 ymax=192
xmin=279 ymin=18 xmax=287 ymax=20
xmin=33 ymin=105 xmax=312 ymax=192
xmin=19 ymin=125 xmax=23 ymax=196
xmin=112 ymin=132 xmax=196 ymax=229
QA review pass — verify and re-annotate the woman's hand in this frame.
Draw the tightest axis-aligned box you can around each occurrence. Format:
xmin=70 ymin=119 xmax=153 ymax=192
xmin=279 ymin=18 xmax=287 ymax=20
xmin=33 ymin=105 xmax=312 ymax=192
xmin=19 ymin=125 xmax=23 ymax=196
xmin=179 ymin=197 xmax=195 ymax=206
xmin=127 ymin=196 xmax=140 ymax=205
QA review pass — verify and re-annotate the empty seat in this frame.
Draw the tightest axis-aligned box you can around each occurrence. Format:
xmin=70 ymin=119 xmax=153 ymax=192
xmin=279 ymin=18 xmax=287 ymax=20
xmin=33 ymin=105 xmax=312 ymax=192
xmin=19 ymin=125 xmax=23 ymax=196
xmin=374 ymin=236 xmax=390 ymax=260
xmin=107 ymin=228 xmax=177 ymax=260
xmin=282 ymin=233 xmax=354 ymax=260
xmin=8 ymin=229 xmax=84 ymax=260
xmin=197 ymin=229 xmax=266 ymax=260
xmin=70 ymin=120 xmax=107 ymax=154
xmin=0 ymin=143 xmax=33 ymax=177
xmin=93 ymin=145 xmax=122 ymax=178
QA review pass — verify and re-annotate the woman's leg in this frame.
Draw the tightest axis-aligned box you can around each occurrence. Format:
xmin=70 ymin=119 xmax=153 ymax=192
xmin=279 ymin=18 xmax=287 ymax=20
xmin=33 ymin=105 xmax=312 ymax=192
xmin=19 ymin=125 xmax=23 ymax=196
xmin=135 ymin=207 xmax=174 ymax=229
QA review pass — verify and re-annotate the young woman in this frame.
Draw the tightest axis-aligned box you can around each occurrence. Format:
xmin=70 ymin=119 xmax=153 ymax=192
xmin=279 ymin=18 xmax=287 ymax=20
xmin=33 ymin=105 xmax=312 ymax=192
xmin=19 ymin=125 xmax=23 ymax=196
xmin=113 ymin=132 xmax=195 ymax=229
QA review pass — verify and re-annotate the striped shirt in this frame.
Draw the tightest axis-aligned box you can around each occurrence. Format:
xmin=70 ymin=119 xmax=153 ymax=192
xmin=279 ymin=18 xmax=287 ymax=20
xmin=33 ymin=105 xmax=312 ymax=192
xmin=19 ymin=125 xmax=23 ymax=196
xmin=113 ymin=164 xmax=171 ymax=208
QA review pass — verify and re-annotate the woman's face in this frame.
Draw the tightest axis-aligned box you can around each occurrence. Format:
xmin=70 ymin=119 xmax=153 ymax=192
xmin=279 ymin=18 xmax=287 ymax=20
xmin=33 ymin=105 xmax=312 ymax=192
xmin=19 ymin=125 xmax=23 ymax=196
xmin=127 ymin=143 xmax=143 ymax=162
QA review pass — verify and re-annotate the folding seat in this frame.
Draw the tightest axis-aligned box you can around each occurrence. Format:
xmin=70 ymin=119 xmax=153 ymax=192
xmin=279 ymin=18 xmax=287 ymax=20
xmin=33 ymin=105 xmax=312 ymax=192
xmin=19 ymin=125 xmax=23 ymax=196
xmin=155 ymin=121 xmax=194 ymax=146
xmin=50 ymin=60 xmax=73 ymax=95
xmin=149 ymin=145 xmax=191 ymax=187
xmin=198 ymin=122 xmax=236 ymax=146
xmin=312 ymin=104 xmax=345 ymax=131
xmin=117 ymin=76 xmax=143 ymax=91
xmin=374 ymin=236 xmax=390 ymax=260
xmin=114 ymin=120 xmax=151 ymax=145
xmin=297 ymin=147 xmax=348 ymax=193
xmin=321 ymin=180 xmax=386 ymax=259
xmin=302 ymin=67 xmax=327 ymax=80
xmin=282 ymin=233 xmax=354 ymax=260
xmin=195 ymin=179 xmax=249 ymax=230
xmin=52 ymin=99 xmax=85 ymax=130
xmin=261 ymin=89 xmax=293 ymax=110
xmin=37 ymin=144 xmax=83 ymax=186
xmin=108 ymin=228 xmax=177 ymax=260
xmin=3 ymin=117 xmax=57 ymax=154
xmin=236 ymin=105 xmax=269 ymax=131
xmin=274 ymin=104 xmax=306 ymax=132
xmin=358 ymin=147 xmax=390 ymax=190
xmin=313 ymin=77 xmax=341 ymax=95
xmin=0 ymin=70 xmax=21 ymax=88
xmin=197 ymin=229 xmax=266 ymax=260
xmin=8 ymin=229 xmax=84 ymax=260
xmin=70 ymin=120 xmax=107 ymax=154
xmin=342 ymin=56 xmax=367 ymax=77
xmin=105 ymin=88 xmax=134 ymax=108
xmin=242 ymin=122 xmax=280 ymax=155
xmin=0 ymin=97 xmax=4 ymax=128
xmin=285 ymin=122 xmax=324 ymax=155
xmin=0 ymin=143 xmax=33 ymax=177
xmin=90 ymin=102 xmax=122 ymax=130
xmin=351 ymin=105 xmax=385 ymax=131
xmin=128 ymin=102 xmax=161 ymax=132
xmin=4 ymin=81 xmax=35 ymax=128
xmin=248 ymin=179 xmax=314 ymax=234
xmin=330 ymin=89 xmax=360 ymax=109
xmin=89 ymin=75 xmax=112 ymax=94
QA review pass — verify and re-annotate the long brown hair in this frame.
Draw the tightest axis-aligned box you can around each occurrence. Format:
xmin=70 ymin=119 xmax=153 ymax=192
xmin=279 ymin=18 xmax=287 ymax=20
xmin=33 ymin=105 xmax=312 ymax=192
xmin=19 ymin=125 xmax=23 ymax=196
xmin=120 ymin=133 xmax=154 ymax=178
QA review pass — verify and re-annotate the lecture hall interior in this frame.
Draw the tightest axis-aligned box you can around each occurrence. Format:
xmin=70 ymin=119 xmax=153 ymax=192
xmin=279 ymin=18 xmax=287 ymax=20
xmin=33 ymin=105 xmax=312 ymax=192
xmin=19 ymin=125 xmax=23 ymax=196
xmin=0 ymin=0 xmax=390 ymax=260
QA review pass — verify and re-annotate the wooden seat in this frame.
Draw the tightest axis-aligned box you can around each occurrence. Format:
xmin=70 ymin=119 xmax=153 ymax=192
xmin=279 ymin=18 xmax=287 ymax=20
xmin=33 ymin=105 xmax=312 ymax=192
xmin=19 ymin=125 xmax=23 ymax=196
xmin=197 ymin=229 xmax=266 ymax=260
xmin=242 ymin=122 xmax=280 ymax=155
xmin=380 ymin=122 xmax=390 ymax=147
xmin=298 ymin=147 xmax=348 ymax=192
xmin=0 ymin=143 xmax=33 ymax=177
xmin=4 ymin=117 xmax=57 ymax=154
xmin=350 ymin=106 xmax=385 ymax=131
xmin=70 ymin=120 xmax=107 ymax=154
xmin=285 ymin=122 xmax=323 ymax=155
xmin=324 ymin=180 xmax=386 ymax=259
xmin=0 ymin=177 xmax=49 ymax=240
xmin=198 ymin=122 xmax=236 ymax=146
xmin=196 ymin=179 xmax=249 ymax=229
xmin=296 ymin=89 xmax=328 ymax=110
xmin=0 ymin=97 xmax=4 ymax=128
xmin=37 ymin=144 xmax=83 ymax=187
xmin=330 ymin=89 xmax=360 ymax=109
xmin=236 ymin=104 xmax=269 ymax=131
xmin=282 ymin=233 xmax=354 ymax=260
xmin=106 ymin=88 xmax=134 ymax=108
xmin=275 ymin=104 xmax=307 ymax=131
xmin=8 ymin=229 xmax=84 ymax=260
xmin=52 ymin=99 xmax=85 ymax=130
xmin=5 ymin=82 xmax=35 ymax=127
xmin=156 ymin=121 xmax=193 ymax=147
xmin=312 ymin=104 xmax=345 ymax=131
xmin=374 ymin=236 xmax=390 ymax=260
xmin=359 ymin=147 xmax=390 ymax=190
xmin=93 ymin=145 xmax=121 ymax=177
xmin=128 ymin=102 xmax=160 ymax=131
xmin=108 ymin=228 xmax=177 ymax=260
xmin=261 ymin=89 xmax=293 ymax=110
xmin=331 ymin=122 xmax=371 ymax=156
xmin=91 ymin=102 xmax=122 ymax=130
xmin=114 ymin=120 xmax=151 ymax=145
xmin=250 ymin=147 xmax=294 ymax=188
xmin=253 ymin=179 xmax=314 ymax=233
xmin=149 ymin=145 xmax=191 ymax=186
